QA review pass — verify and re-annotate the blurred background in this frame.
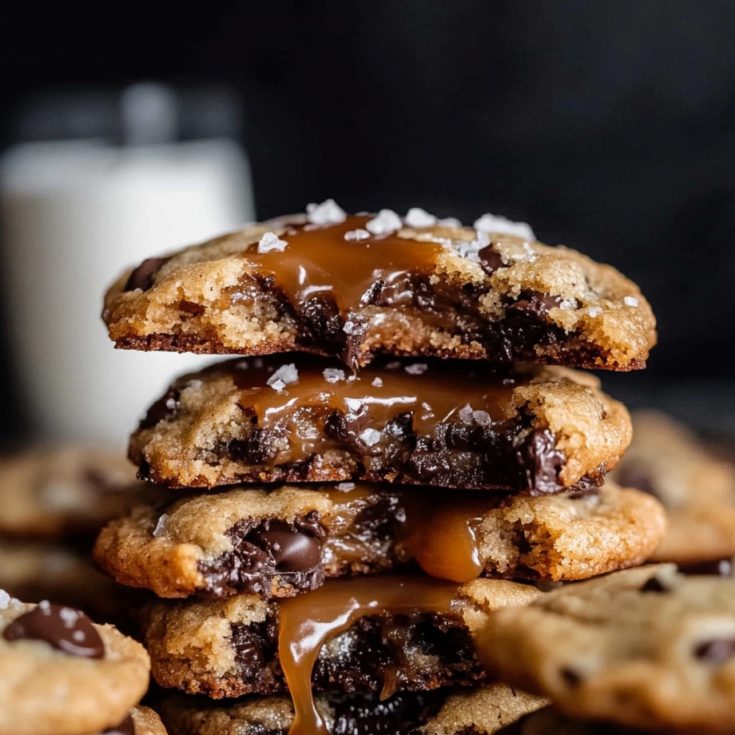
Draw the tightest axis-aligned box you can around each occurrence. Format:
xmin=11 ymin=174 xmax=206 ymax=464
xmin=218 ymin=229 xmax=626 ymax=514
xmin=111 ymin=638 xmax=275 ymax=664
xmin=0 ymin=0 xmax=733 ymax=448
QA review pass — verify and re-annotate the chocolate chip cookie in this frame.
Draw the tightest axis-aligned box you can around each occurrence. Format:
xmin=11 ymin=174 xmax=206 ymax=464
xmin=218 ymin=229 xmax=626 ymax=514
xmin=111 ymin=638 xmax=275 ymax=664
xmin=94 ymin=482 xmax=665 ymax=599
xmin=0 ymin=445 xmax=149 ymax=539
xmin=159 ymin=684 xmax=545 ymax=735
xmin=612 ymin=411 xmax=735 ymax=563
xmin=103 ymin=205 xmax=656 ymax=371
xmin=0 ymin=593 xmax=150 ymax=735
xmin=128 ymin=356 xmax=631 ymax=493
xmin=141 ymin=577 xmax=539 ymax=698
xmin=477 ymin=565 xmax=735 ymax=734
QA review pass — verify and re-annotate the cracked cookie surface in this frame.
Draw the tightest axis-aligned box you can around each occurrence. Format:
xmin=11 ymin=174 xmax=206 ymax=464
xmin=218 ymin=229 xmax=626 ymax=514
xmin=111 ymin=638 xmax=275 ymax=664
xmin=159 ymin=684 xmax=545 ymax=735
xmin=94 ymin=482 xmax=664 ymax=598
xmin=141 ymin=577 xmax=539 ymax=698
xmin=128 ymin=356 xmax=631 ymax=493
xmin=104 ymin=210 xmax=655 ymax=371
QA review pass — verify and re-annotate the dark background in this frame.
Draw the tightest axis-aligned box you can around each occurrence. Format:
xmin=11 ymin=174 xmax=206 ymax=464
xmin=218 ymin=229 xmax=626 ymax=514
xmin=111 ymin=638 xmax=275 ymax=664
xmin=1 ymin=0 xmax=734 ymax=439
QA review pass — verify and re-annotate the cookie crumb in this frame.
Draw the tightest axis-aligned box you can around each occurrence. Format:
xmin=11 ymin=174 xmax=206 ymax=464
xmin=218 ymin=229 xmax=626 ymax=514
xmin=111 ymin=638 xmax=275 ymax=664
xmin=306 ymin=199 xmax=346 ymax=225
xmin=366 ymin=209 xmax=402 ymax=235
xmin=257 ymin=232 xmax=287 ymax=253
xmin=474 ymin=213 xmax=535 ymax=241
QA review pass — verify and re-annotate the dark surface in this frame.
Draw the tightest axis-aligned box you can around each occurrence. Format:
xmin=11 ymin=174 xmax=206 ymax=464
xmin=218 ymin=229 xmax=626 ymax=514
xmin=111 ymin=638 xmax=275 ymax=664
xmin=1 ymin=1 xmax=734 ymax=442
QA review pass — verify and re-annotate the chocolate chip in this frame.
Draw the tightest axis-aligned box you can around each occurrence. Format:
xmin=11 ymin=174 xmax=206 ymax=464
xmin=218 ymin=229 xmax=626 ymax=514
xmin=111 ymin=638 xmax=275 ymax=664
xmin=299 ymin=295 xmax=344 ymax=351
xmin=331 ymin=691 xmax=444 ymax=735
xmin=508 ymin=291 xmax=562 ymax=318
xmin=100 ymin=714 xmax=135 ymax=735
xmin=517 ymin=428 xmax=565 ymax=495
xmin=179 ymin=300 xmax=205 ymax=316
xmin=3 ymin=602 xmax=104 ymax=658
xmin=560 ymin=666 xmax=582 ymax=686
xmin=678 ymin=559 xmax=733 ymax=577
xmin=139 ymin=388 xmax=180 ymax=429
xmin=123 ymin=256 xmax=170 ymax=292
xmin=249 ymin=518 xmax=324 ymax=573
xmin=695 ymin=638 xmax=735 ymax=663
xmin=478 ymin=246 xmax=504 ymax=276
xmin=640 ymin=576 xmax=669 ymax=593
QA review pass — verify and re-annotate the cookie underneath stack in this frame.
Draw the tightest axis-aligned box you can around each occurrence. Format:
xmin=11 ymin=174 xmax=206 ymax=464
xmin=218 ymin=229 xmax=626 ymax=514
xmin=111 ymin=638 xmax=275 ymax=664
xmin=85 ymin=202 xmax=680 ymax=735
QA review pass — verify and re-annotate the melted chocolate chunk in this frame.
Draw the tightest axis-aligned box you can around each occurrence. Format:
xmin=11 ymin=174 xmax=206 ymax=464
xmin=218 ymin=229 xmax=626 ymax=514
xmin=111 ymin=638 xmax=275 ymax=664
xmin=199 ymin=513 xmax=327 ymax=596
xmin=299 ymin=295 xmax=345 ymax=352
xmin=100 ymin=714 xmax=135 ymax=735
xmin=679 ymin=559 xmax=734 ymax=577
xmin=124 ymin=256 xmax=170 ymax=292
xmin=331 ymin=691 xmax=444 ymax=735
xmin=139 ymin=388 xmax=180 ymax=430
xmin=640 ymin=576 xmax=669 ymax=593
xmin=3 ymin=602 xmax=104 ymax=658
xmin=695 ymin=638 xmax=735 ymax=663
xmin=478 ymin=245 xmax=504 ymax=276
xmin=516 ymin=428 xmax=565 ymax=495
xmin=508 ymin=291 xmax=562 ymax=318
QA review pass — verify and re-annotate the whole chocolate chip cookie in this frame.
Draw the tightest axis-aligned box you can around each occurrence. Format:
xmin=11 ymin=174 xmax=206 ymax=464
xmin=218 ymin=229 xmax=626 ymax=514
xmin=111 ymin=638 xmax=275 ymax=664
xmin=159 ymin=684 xmax=545 ymax=735
xmin=94 ymin=482 xmax=665 ymax=599
xmin=477 ymin=565 xmax=735 ymax=734
xmin=0 ymin=445 xmax=150 ymax=539
xmin=612 ymin=411 xmax=735 ymax=564
xmin=103 ymin=206 xmax=656 ymax=371
xmin=128 ymin=356 xmax=631 ymax=493
xmin=141 ymin=577 xmax=539 ymax=698
xmin=0 ymin=593 xmax=150 ymax=735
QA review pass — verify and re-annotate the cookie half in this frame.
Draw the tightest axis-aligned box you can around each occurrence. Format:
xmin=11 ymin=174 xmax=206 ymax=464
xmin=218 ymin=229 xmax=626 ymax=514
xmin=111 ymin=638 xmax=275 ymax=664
xmin=0 ymin=445 xmax=149 ymax=539
xmin=103 ymin=207 xmax=656 ymax=371
xmin=159 ymin=684 xmax=546 ymax=735
xmin=94 ymin=482 xmax=665 ymax=599
xmin=612 ymin=411 xmax=735 ymax=564
xmin=129 ymin=356 xmax=631 ymax=493
xmin=141 ymin=577 xmax=539 ymax=698
xmin=477 ymin=565 xmax=735 ymax=734
xmin=0 ymin=594 xmax=150 ymax=735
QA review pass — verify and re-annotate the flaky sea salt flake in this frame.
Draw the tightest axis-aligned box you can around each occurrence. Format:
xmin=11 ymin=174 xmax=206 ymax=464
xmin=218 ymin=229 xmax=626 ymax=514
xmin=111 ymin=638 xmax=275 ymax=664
xmin=405 ymin=207 xmax=437 ymax=228
xmin=366 ymin=209 xmax=402 ymax=235
xmin=371 ymin=377 xmax=383 ymax=387
xmin=405 ymin=363 xmax=428 ymax=375
xmin=588 ymin=306 xmax=602 ymax=318
xmin=336 ymin=482 xmax=356 ymax=491
xmin=257 ymin=231 xmax=288 ymax=253
xmin=153 ymin=514 xmax=169 ymax=538
xmin=306 ymin=199 xmax=347 ymax=225
xmin=323 ymin=368 xmax=346 ymax=384
xmin=359 ymin=428 xmax=382 ymax=446
xmin=267 ymin=364 xmax=299 ymax=391
xmin=344 ymin=228 xmax=370 ymax=241
xmin=624 ymin=296 xmax=640 ymax=307
xmin=474 ymin=213 xmax=535 ymax=241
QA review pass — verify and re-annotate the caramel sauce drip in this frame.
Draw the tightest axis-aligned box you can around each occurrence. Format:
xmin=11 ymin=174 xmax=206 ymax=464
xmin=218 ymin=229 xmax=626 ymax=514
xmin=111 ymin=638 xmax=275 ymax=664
xmin=400 ymin=492 xmax=494 ymax=583
xmin=245 ymin=215 xmax=446 ymax=312
xmin=231 ymin=358 xmax=517 ymax=458
xmin=278 ymin=576 xmax=459 ymax=735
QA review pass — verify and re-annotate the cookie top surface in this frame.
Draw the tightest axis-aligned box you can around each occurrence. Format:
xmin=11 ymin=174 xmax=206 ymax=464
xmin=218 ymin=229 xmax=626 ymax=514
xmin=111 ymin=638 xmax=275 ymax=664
xmin=141 ymin=576 xmax=539 ymax=699
xmin=612 ymin=411 xmax=735 ymax=563
xmin=94 ymin=481 xmax=664 ymax=599
xmin=104 ymin=205 xmax=656 ymax=371
xmin=159 ymin=684 xmax=546 ymax=735
xmin=477 ymin=564 xmax=735 ymax=733
xmin=0 ymin=445 xmax=149 ymax=539
xmin=129 ymin=355 xmax=631 ymax=493
xmin=0 ymin=593 xmax=150 ymax=735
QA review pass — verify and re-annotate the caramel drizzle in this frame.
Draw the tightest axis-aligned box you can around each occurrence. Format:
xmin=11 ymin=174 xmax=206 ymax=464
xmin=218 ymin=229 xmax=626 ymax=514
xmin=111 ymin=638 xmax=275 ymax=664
xmin=245 ymin=215 xmax=447 ymax=313
xmin=231 ymin=357 xmax=518 ymax=447
xmin=277 ymin=576 xmax=459 ymax=735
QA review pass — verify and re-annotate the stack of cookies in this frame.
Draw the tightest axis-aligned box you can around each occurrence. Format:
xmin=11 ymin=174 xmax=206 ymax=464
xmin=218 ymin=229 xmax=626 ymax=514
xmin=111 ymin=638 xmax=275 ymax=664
xmin=94 ymin=202 xmax=667 ymax=735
